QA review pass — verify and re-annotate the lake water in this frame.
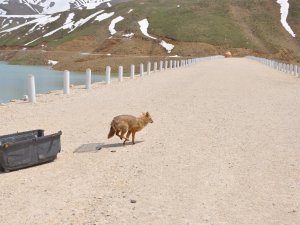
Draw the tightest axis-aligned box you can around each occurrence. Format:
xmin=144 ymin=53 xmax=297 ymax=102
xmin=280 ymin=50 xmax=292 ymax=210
xmin=0 ymin=62 xmax=106 ymax=103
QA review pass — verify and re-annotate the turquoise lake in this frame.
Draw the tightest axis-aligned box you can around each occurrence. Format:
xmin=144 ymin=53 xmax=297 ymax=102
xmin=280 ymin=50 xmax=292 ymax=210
xmin=0 ymin=62 xmax=106 ymax=103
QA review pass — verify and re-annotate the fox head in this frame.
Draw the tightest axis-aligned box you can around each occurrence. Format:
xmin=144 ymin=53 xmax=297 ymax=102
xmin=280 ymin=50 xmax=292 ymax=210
xmin=143 ymin=112 xmax=153 ymax=123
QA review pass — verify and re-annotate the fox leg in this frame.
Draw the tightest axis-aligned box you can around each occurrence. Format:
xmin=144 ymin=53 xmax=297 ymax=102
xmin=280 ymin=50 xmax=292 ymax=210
xmin=115 ymin=130 xmax=122 ymax=139
xmin=120 ymin=127 xmax=129 ymax=141
xmin=132 ymin=131 xmax=136 ymax=144
xmin=123 ymin=131 xmax=132 ymax=145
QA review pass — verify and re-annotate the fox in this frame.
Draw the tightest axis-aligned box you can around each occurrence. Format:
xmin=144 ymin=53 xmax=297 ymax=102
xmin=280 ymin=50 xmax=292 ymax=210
xmin=107 ymin=112 xmax=153 ymax=145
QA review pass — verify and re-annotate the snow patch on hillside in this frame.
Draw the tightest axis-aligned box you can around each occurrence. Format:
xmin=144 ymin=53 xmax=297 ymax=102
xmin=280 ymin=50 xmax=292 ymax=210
xmin=160 ymin=41 xmax=174 ymax=53
xmin=0 ymin=9 xmax=6 ymax=15
xmin=109 ymin=16 xmax=124 ymax=35
xmin=94 ymin=12 xmax=114 ymax=22
xmin=9 ymin=0 xmax=112 ymax=14
xmin=0 ymin=15 xmax=60 ymax=34
xmin=68 ymin=10 xmax=103 ymax=32
xmin=28 ymin=14 xmax=61 ymax=33
xmin=25 ymin=37 xmax=40 ymax=46
xmin=43 ymin=13 xmax=76 ymax=37
xmin=0 ymin=15 xmax=44 ymax=18
xmin=138 ymin=18 xmax=175 ymax=53
xmin=122 ymin=33 xmax=134 ymax=38
xmin=138 ymin=19 xmax=156 ymax=40
xmin=22 ymin=10 xmax=104 ymax=45
xmin=48 ymin=60 xmax=58 ymax=65
xmin=277 ymin=0 xmax=296 ymax=37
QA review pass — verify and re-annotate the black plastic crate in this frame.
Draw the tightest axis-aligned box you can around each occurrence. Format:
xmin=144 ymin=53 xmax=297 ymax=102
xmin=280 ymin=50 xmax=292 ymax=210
xmin=0 ymin=130 xmax=62 ymax=172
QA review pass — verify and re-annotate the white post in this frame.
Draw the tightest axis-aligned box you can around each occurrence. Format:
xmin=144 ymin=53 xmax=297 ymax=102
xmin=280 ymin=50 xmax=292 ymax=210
xmin=170 ymin=60 xmax=173 ymax=69
xmin=106 ymin=66 xmax=111 ymax=84
xmin=86 ymin=68 xmax=91 ymax=89
xmin=63 ymin=70 xmax=70 ymax=94
xmin=173 ymin=60 xmax=176 ymax=68
xmin=27 ymin=75 xmax=36 ymax=103
xmin=130 ymin=64 xmax=135 ymax=79
xmin=160 ymin=61 xmax=163 ymax=72
xmin=177 ymin=60 xmax=180 ymax=68
xmin=147 ymin=62 xmax=151 ymax=75
xmin=154 ymin=62 xmax=158 ymax=73
xmin=140 ymin=64 xmax=144 ymax=77
xmin=118 ymin=66 xmax=123 ymax=82
xmin=165 ymin=60 xmax=168 ymax=70
xmin=294 ymin=65 xmax=297 ymax=77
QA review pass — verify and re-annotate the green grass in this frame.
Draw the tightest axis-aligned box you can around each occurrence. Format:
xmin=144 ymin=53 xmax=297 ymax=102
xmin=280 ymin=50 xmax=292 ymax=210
xmin=113 ymin=0 xmax=263 ymax=49
xmin=148 ymin=2 xmax=250 ymax=47
xmin=289 ymin=0 xmax=300 ymax=22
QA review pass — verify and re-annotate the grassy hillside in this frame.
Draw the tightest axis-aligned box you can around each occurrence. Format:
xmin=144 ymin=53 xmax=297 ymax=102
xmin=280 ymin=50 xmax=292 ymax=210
xmin=114 ymin=0 xmax=300 ymax=54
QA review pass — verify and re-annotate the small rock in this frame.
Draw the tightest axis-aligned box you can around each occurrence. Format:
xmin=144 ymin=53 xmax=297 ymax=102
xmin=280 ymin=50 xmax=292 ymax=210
xmin=111 ymin=150 xmax=116 ymax=153
xmin=22 ymin=95 xmax=28 ymax=101
xmin=130 ymin=200 xmax=137 ymax=204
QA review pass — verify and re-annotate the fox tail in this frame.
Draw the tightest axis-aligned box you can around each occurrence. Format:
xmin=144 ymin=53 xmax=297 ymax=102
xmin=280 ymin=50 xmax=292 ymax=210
xmin=107 ymin=126 xmax=115 ymax=139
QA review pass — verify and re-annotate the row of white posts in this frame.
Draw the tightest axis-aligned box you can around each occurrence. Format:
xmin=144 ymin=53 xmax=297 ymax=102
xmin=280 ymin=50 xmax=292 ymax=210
xmin=27 ymin=55 xmax=224 ymax=103
xmin=247 ymin=56 xmax=300 ymax=78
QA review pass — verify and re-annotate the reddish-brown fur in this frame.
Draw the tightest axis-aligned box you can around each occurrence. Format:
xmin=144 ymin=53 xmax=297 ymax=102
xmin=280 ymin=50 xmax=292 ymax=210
xmin=107 ymin=112 xmax=153 ymax=145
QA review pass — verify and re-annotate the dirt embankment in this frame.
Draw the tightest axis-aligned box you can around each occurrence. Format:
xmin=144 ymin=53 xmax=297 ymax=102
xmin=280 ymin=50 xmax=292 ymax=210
xmin=0 ymin=36 xmax=299 ymax=72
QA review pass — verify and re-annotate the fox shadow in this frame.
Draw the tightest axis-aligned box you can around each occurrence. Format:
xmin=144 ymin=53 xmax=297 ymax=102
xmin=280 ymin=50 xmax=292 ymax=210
xmin=74 ymin=141 xmax=144 ymax=153
xmin=100 ymin=141 xmax=144 ymax=149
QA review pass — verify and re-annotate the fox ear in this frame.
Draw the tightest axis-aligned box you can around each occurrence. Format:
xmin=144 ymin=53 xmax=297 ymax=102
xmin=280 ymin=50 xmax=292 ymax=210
xmin=146 ymin=112 xmax=150 ymax=117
